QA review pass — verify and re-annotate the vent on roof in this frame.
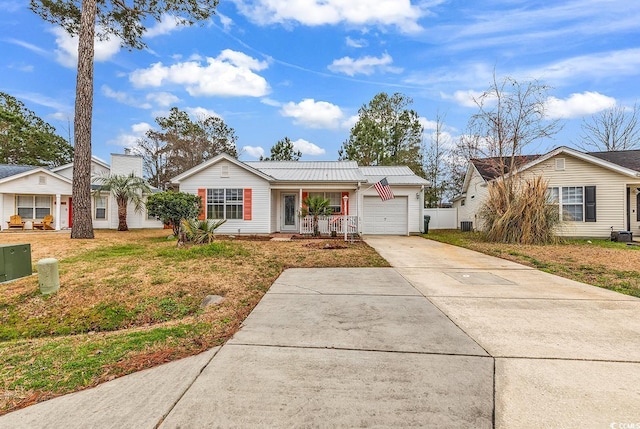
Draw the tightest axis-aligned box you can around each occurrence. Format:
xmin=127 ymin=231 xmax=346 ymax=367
xmin=221 ymin=165 xmax=229 ymax=178
xmin=38 ymin=175 xmax=46 ymax=185
xmin=555 ymin=158 xmax=565 ymax=171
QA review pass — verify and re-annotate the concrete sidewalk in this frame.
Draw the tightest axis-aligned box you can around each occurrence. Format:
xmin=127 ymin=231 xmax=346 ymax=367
xmin=2 ymin=236 xmax=639 ymax=428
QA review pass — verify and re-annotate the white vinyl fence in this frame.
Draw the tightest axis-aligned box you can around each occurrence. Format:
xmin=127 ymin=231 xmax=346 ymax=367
xmin=424 ymin=208 xmax=458 ymax=230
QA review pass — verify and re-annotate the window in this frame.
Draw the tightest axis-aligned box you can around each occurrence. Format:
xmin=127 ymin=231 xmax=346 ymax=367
xmin=562 ymin=187 xmax=583 ymax=221
xmin=95 ymin=196 xmax=107 ymax=219
xmin=309 ymin=192 xmax=342 ymax=213
xmin=547 ymin=186 xmax=595 ymax=222
xmin=207 ymin=188 xmax=243 ymax=219
xmin=17 ymin=195 xmax=51 ymax=219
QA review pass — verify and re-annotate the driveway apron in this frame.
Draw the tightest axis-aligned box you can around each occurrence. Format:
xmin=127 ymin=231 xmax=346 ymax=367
xmin=365 ymin=236 xmax=640 ymax=428
xmin=160 ymin=267 xmax=494 ymax=428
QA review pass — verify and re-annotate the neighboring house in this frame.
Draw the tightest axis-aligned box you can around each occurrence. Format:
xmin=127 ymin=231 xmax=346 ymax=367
xmin=0 ymin=153 xmax=163 ymax=231
xmin=453 ymin=146 xmax=640 ymax=238
xmin=170 ymin=153 xmax=430 ymax=235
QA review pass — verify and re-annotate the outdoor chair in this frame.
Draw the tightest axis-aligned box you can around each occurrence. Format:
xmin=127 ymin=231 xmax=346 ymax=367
xmin=33 ymin=215 xmax=54 ymax=230
xmin=7 ymin=215 xmax=25 ymax=230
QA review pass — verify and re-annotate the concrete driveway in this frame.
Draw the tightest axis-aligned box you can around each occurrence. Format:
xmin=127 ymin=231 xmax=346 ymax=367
xmin=366 ymin=236 xmax=640 ymax=428
xmin=2 ymin=236 xmax=639 ymax=428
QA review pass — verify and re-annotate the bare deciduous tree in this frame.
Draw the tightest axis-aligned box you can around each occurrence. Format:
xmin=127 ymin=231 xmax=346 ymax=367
xmin=423 ymin=112 xmax=449 ymax=207
xmin=578 ymin=104 xmax=640 ymax=151
xmin=467 ymin=74 xmax=562 ymax=176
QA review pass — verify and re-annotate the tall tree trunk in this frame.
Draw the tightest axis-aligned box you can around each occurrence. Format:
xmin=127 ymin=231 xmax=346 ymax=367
xmin=70 ymin=0 xmax=96 ymax=239
xmin=117 ymin=200 xmax=128 ymax=231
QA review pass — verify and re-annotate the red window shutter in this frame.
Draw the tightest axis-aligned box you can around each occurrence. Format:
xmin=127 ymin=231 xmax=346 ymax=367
xmin=243 ymin=189 xmax=252 ymax=220
xmin=302 ymin=192 xmax=309 ymax=209
xmin=197 ymin=188 xmax=206 ymax=220
xmin=341 ymin=192 xmax=349 ymax=215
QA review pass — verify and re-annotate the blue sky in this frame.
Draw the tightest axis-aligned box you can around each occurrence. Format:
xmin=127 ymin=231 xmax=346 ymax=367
xmin=1 ymin=0 xmax=639 ymax=163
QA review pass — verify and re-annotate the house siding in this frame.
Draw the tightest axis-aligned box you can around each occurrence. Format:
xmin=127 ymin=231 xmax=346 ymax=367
xmin=453 ymin=168 xmax=489 ymax=231
xmin=522 ymin=153 xmax=630 ymax=238
xmin=178 ymin=159 xmax=271 ymax=234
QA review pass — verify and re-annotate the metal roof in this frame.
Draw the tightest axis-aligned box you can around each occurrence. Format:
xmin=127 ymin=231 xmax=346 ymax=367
xmin=0 ymin=164 xmax=38 ymax=180
xmin=245 ymin=161 xmax=366 ymax=182
xmin=359 ymin=166 xmax=430 ymax=185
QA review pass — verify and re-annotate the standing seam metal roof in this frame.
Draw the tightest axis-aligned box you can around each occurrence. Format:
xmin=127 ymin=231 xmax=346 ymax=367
xmin=245 ymin=161 xmax=366 ymax=182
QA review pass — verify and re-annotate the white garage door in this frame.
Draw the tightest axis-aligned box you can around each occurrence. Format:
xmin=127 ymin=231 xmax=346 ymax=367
xmin=363 ymin=196 xmax=408 ymax=235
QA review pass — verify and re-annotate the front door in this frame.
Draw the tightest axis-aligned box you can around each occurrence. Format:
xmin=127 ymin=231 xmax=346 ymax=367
xmin=282 ymin=194 xmax=297 ymax=232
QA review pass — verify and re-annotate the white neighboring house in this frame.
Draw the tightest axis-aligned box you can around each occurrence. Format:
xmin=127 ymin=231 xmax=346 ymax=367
xmin=452 ymin=146 xmax=640 ymax=238
xmin=0 ymin=153 xmax=163 ymax=231
xmin=171 ymin=153 xmax=430 ymax=235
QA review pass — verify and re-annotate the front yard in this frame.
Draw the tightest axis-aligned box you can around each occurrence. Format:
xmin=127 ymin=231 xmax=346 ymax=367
xmin=0 ymin=230 xmax=388 ymax=414
xmin=425 ymin=230 xmax=640 ymax=298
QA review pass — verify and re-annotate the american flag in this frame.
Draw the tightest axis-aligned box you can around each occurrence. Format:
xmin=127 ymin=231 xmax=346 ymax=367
xmin=374 ymin=177 xmax=394 ymax=201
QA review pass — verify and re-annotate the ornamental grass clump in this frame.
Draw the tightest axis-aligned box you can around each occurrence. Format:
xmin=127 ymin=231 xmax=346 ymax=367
xmin=479 ymin=175 xmax=560 ymax=244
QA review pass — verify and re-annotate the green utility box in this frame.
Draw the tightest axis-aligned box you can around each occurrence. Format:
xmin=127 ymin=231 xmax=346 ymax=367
xmin=0 ymin=244 xmax=32 ymax=282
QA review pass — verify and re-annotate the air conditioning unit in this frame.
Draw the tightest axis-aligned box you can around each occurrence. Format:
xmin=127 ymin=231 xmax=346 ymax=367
xmin=611 ymin=231 xmax=633 ymax=242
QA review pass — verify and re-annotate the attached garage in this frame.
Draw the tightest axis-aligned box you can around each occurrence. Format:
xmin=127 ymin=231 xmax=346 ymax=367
xmin=362 ymin=196 xmax=408 ymax=235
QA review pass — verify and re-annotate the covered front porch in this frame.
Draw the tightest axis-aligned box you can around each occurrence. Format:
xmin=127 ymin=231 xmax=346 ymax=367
xmin=1 ymin=193 xmax=70 ymax=231
xmin=271 ymin=188 xmax=358 ymax=236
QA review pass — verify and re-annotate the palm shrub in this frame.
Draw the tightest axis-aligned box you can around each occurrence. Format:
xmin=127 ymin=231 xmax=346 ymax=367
xmin=94 ymin=173 xmax=152 ymax=231
xmin=479 ymin=175 xmax=560 ymax=244
xmin=180 ymin=218 xmax=227 ymax=245
xmin=301 ymin=195 xmax=333 ymax=237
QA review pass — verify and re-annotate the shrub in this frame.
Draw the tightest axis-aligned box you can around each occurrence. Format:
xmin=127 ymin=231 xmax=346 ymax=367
xmin=479 ymin=176 xmax=560 ymax=244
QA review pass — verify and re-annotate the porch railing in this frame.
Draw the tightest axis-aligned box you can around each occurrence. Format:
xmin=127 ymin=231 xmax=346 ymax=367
xmin=300 ymin=215 xmax=358 ymax=236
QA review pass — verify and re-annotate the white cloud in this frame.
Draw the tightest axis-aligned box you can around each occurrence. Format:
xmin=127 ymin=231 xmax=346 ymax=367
xmin=243 ymin=145 xmax=265 ymax=158
xmin=440 ymin=89 xmax=484 ymax=108
xmin=108 ymin=122 xmax=152 ymax=147
xmin=342 ymin=114 xmax=359 ymax=130
xmin=280 ymin=99 xmax=345 ymax=129
xmin=292 ymin=138 xmax=326 ymax=156
xmin=51 ymin=27 xmax=121 ymax=68
xmin=328 ymin=53 xmax=402 ymax=76
xmin=260 ymin=97 xmax=282 ymax=107
xmin=532 ymin=48 xmax=640 ymax=85
xmin=218 ymin=13 xmax=234 ymax=31
xmin=129 ymin=49 xmax=270 ymax=97
xmin=185 ymin=106 xmax=221 ymax=119
xmin=145 ymin=14 xmax=186 ymax=38
xmin=545 ymin=92 xmax=616 ymax=119
xmin=146 ymin=92 xmax=181 ymax=107
xmin=102 ymin=85 xmax=152 ymax=109
xmin=232 ymin=0 xmax=425 ymax=33
xmin=345 ymin=36 xmax=367 ymax=48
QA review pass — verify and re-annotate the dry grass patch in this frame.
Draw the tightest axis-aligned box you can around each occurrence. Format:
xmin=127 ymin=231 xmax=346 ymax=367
xmin=425 ymin=230 xmax=640 ymax=297
xmin=0 ymin=230 xmax=387 ymax=414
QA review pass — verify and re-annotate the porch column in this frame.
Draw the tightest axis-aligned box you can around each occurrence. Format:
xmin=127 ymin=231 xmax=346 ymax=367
xmin=299 ymin=188 xmax=303 ymax=233
xmin=55 ymin=194 xmax=61 ymax=230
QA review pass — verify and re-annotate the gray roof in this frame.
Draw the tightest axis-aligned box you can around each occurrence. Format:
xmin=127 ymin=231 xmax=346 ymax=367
xmin=245 ymin=161 xmax=367 ymax=182
xmin=587 ymin=150 xmax=640 ymax=172
xmin=359 ymin=166 xmax=430 ymax=185
xmin=0 ymin=164 xmax=38 ymax=180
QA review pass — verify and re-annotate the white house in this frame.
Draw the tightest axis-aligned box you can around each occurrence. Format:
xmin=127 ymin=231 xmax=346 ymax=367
xmin=453 ymin=146 xmax=640 ymax=238
xmin=171 ymin=153 xmax=430 ymax=236
xmin=0 ymin=153 xmax=163 ymax=231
